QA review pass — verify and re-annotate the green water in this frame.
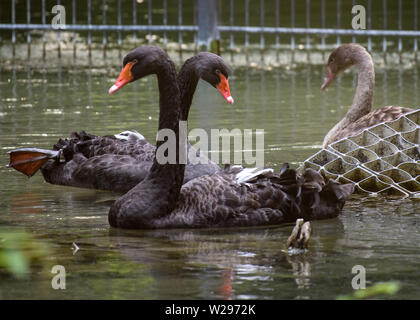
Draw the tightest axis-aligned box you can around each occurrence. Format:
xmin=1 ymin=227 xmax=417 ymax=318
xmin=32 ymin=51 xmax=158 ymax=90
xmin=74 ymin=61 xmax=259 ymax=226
xmin=0 ymin=62 xmax=419 ymax=299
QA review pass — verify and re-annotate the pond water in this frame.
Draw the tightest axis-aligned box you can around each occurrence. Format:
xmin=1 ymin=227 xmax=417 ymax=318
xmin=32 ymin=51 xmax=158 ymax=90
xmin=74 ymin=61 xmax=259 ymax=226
xmin=0 ymin=62 xmax=419 ymax=299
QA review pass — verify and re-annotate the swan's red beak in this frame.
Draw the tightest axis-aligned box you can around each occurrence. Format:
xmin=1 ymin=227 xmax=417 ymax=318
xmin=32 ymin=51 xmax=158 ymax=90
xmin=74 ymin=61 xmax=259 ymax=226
xmin=321 ymin=66 xmax=336 ymax=91
xmin=216 ymin=74 xmax=234 ymax=105
xmin=109 ymin=62 xmax=135 ymax=94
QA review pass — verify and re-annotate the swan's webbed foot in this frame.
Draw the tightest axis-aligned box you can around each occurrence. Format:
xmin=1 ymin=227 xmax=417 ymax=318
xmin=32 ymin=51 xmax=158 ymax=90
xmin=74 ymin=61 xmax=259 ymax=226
xmin=7 ymin=148 xmax=60 ymax=177
xmin=286 ymin=219 xmax=311 ymax=254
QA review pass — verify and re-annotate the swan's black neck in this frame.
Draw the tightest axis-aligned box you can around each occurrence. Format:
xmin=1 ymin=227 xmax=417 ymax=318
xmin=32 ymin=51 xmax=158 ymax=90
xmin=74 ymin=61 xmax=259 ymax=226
xmin=154 ymin=60 xmax=182 ymax=153
xmin=147 ymin=59 xmax=184 ymax=190
xmin=144 ymin=58 xmax=203 ymax=214
xmin=177 ymin=57 xmax=200 ymax=121
xmin=108 ymin=58 xmax=185 ymax=229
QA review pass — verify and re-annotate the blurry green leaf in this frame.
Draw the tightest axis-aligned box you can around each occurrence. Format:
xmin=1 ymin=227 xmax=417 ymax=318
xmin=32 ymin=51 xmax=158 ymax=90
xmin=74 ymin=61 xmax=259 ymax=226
xmin=337 ymin=281 xmax=401 ymax=300
xmin=0 ymin=250 xmax=29 ymax=279
xmin=0 ymin=230 xmax=50 ymax=279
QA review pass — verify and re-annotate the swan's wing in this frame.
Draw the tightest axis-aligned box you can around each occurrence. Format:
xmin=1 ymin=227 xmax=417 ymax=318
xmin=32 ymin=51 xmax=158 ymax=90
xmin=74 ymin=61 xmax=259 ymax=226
xmin=149 ymin=171 xmax=296 ymax=228
xmin=79 ymin=138 xmax=155 ymax=162
xmin=183 ymin=162 xmax=221 ymax=183
xmin=153 ymin=167 xmax=354 ymax=228
xmin=53 ymin=131 xmax=155 ymax=162
xmin=40 ymin=154 xmax=93 ymax=189
xmin=40 ymin=153 xmax=150 ymax=193
xmin=327 ymin=106 xmax=413 ymax=145
xmin=72 ymin=154 xmax=151 ymax=193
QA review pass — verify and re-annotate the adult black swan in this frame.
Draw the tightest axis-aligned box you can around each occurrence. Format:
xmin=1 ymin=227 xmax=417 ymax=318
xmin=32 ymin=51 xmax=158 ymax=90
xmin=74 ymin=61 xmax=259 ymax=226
xmin=321 ymin=43 xmax=413 ymax=147
xmin=106 ymin=47 xmax=354 ymax=229
xmin=8 ymin=47 xmax=234 ymax=192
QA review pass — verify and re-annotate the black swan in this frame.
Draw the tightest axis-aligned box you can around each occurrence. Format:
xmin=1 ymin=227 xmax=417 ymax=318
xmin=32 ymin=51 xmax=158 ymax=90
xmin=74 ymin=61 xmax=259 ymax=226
xmin=106 ymin=47 xmax=355 ymax=229
xmin=321 ymin=43 xmax=414 ymax=147
xmin=8 ymin=48 xmax=234 ymax=193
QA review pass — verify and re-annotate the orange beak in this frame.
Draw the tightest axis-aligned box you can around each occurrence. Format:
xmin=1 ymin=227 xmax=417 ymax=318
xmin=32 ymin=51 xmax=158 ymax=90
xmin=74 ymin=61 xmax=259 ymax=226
xmin=109 ymin=62 xmax=135 ymax=94
xmin=321 ymin=66 xmax=336 ymax=91
xmin=216 ymin=73 xmax=234 ymax=105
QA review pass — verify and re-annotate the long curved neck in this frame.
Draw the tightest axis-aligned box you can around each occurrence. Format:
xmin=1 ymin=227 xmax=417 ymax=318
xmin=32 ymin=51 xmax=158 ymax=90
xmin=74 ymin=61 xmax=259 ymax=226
xmin=145 ymin=59 xmax=185 ymax=211
xmin=323 ymin=49 xmax=374 ymax=146
xmin=177 ymin=57 xmax=200 ymax=121
xmin=347 ymin=53 xmax=375 ymax=123
xmin=108 ymin=57 xmax=187 ymax=229
xmin=154 ymin=61 xmax=182 ymax=155
xmin=108 ymin=57 xmax=186 ymax=228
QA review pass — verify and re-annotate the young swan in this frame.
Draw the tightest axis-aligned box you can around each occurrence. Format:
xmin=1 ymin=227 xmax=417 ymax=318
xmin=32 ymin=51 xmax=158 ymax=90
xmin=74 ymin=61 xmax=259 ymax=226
xmin=321 ymin=43 xmax=413 ymax=148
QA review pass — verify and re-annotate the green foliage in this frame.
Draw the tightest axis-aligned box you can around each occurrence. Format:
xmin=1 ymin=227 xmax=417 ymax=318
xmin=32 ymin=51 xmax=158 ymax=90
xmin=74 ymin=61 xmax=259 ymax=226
xmin=337 ymin=281 xmax=401 ymax=300
xmin=209 ymin=40 xmax=220 ymax=56
xmin=0 ymin=230 xmax=50 ymax=279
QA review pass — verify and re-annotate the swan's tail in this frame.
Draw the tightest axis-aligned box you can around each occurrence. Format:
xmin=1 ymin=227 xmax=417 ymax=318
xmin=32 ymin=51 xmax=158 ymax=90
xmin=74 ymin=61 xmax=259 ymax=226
xmin=7 ymin=148 xmax=60 ymax=177
xmin=246 ymin=164 xmax=354 ymax=221
xmin=300 ymin=168 xmax=355 ymax=220
xmin=51 ymin=131 xmax=100 ymax=161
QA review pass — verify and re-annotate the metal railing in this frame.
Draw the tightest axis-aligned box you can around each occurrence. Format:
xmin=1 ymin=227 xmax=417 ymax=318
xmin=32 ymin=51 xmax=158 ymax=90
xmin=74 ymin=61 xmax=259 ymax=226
xmin=0 ymin=0 xmax=419 ymax=59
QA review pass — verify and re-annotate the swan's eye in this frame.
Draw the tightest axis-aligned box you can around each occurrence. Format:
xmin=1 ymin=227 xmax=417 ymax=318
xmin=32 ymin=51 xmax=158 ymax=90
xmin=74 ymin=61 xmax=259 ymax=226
xmin=132 ymin=59 xmax=138 ymax=64
xmin=215 ymin=69 xmax=221 ymax=75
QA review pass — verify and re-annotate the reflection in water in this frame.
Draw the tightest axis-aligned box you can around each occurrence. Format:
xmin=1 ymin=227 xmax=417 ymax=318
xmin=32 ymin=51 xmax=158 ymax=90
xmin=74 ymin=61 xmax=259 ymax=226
xmin=414 ymin=67 xmax=418 ymax=106
xmin=0 ymin=64 xmax=419 ymax=299
xmin=398 ymin=67 xmax=403 ymax=107
xmin=290 ymin=67 xmax=296 ymax=146
xmin=286 ymin=254 xmax=311 ymax=290
xmin=10 ymin=192 xmax=44 ymax=215
xmin=383 ymin=68 xmax=388 ymax=106
xmin=107 ymin=226 xmax=323 ymax=299
xmin=219 ymin=268 xmax=234 ymax=300
xmin=305 ymin=65 xmax=311 ymax=141
xmin=100 ymin=215 xmax=357 ymax=300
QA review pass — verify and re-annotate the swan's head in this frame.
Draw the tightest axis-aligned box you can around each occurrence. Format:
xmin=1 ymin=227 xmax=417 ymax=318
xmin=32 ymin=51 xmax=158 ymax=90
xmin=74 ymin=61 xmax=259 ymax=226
xmin=187 ymin=52 xmax=234 ymax=105
xmin=109 ymin=46 xmax=170 ymax=94
xmin=321 ymin=43 xmax=367 ymax=90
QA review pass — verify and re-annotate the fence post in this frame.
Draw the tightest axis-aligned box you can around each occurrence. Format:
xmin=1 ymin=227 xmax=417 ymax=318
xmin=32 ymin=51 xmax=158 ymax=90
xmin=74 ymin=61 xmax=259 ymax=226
xmin=197 ymin=0 xmax=220 ymax=54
